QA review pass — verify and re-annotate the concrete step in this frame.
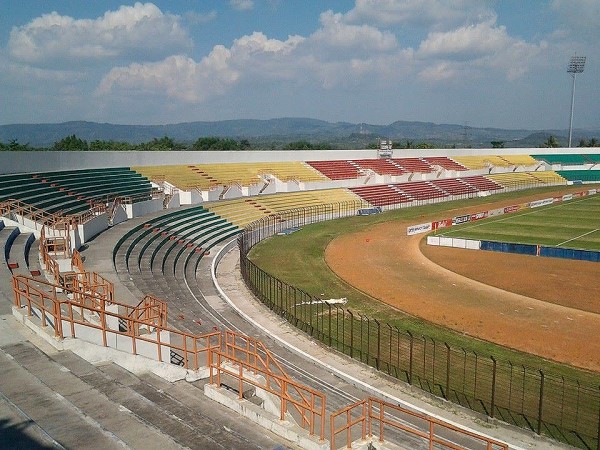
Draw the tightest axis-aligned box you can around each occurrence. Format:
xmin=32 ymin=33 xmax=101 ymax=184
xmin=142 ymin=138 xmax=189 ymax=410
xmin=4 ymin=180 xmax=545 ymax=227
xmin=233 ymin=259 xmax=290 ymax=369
xmin=0 ymin=343 xmax=128 ymax=450
xmin=0 ymin=227 xmax=19 ymax=313
xmin=1 ymin=341 xmax=185 ymax=449
xmin=93 ymin=357 xmax=292 ymax=449
xmin=148 ymin=374 xmax=300 ymax=448
xmin=8 ymin=233 xmax=32 ymax=276
xmin=27 ymin=238 xmax=44 ymax=278
xmin=0 ymin=387 xmax=66 ymax=449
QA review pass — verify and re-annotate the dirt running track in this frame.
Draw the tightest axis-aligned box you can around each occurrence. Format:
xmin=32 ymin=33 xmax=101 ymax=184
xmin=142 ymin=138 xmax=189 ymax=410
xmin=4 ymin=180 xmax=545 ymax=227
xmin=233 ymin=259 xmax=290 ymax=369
xmin=326 ymin=191 xmax=600 ymax=372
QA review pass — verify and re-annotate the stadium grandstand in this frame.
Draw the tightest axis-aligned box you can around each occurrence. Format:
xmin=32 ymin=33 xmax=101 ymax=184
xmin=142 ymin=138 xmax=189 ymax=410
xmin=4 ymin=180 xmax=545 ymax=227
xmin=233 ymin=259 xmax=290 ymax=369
xmin=1 ymin=147 xmax=599 ymax=450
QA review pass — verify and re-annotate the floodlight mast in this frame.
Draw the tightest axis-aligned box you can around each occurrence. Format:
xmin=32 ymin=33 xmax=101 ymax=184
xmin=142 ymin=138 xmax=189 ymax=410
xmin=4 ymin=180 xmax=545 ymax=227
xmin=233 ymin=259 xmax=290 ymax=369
xmin=567 ymin=55 xmax=586 ymax=148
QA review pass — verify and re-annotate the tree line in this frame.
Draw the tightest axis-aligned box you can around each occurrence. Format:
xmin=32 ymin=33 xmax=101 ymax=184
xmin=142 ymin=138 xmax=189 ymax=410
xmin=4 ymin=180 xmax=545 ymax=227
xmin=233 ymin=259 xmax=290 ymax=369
xmin=0 ymin=135 xmax=336 ymax=151
xmin=1 ymin=134 xmax=599 ymax=151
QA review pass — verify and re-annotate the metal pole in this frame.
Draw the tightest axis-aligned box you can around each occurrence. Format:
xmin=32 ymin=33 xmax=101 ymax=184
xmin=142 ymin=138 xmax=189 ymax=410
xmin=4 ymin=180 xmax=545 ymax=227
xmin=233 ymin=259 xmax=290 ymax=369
xmin=375 ymin=319 xmax=381 ymax=371
xmin=569 ymin=73 xmax=576 ymax=148
xmin=491 ymin=356 xmax=497 ymax=419
xmin=328 ymin=303 xmax=332 ymax=347
xmin=349 ymin=310 xmax=354 ymax=359
xmin=407 ymin=330 xmax=414 ymax=385
xmin=537 ymin=369 xmax=545 ymax=435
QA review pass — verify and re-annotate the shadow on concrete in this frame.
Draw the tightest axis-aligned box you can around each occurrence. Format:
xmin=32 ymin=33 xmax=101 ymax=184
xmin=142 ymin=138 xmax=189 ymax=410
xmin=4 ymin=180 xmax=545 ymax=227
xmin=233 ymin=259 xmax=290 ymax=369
xmin=0 ymin=418 xmax=59 ymax=449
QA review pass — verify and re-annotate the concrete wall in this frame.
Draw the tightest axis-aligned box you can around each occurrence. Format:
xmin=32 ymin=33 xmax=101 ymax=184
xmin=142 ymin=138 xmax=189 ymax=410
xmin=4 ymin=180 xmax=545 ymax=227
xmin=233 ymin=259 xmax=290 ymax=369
xmin=125 ymin=198 xmax=163 ymax=218
xmin=78 ymin=213 xmax=108 ymax=243
xmin=1 ymin=147 xmax=595 ymax=175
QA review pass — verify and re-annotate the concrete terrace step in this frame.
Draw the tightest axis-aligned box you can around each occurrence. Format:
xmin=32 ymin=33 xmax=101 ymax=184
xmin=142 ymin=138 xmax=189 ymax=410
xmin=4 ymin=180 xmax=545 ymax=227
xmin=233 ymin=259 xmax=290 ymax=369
xmin=27 ymin=238 xmax=44 ymax=278
xmin=0 ymin=343 xmax=130 ymax=450
xmin=99 ymin=363 xmax=285 ymax=450
xmin=0 ymin=227 xmax=19 ymax=313
xmin=7 ymin=233 xmax=32 ymax=276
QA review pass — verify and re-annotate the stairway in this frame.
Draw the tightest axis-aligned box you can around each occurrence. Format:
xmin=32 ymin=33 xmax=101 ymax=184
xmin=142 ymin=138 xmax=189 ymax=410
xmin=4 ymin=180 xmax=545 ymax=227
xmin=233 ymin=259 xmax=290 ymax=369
xmin=0 ymin=337 xmax=294 ymax=450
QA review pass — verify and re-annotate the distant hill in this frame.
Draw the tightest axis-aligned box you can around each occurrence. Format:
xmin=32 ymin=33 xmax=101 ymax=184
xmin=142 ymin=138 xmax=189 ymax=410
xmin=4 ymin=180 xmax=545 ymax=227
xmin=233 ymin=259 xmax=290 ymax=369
xmin=0 ymin=118 xmax=598 ymax=148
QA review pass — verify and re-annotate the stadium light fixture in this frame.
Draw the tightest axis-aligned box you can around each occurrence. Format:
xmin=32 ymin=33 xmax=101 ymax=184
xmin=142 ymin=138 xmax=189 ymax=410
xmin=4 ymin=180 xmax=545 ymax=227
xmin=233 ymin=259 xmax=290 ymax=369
xmin=567 ymin=55 xmax=586 ymax=148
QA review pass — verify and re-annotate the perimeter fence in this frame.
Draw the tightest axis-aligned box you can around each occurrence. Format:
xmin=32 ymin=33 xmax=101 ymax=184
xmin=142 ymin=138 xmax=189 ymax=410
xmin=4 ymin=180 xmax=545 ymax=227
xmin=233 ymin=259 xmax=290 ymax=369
xmin=238 ymin=200 xmax=600 ymax=450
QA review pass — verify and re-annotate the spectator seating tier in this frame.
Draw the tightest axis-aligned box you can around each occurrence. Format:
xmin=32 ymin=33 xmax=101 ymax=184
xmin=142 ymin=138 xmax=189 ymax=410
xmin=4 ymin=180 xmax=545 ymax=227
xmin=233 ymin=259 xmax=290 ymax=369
xmin=532 ymin=154 xmax=589 ymax=165
xmin=451 ymin=155 xmax=514 ymax=170
xmin=390 ymin=158 xmax=434 ymax=173
xmin=306 ymin=160 xmax=362 ymax=180
xmin=350 ymin=159 xmax=406 ymax=176
xmin=556 ymin=170 xmax=600 ymax=183
xmin=422 ymin=157 xmax=468 ymax=171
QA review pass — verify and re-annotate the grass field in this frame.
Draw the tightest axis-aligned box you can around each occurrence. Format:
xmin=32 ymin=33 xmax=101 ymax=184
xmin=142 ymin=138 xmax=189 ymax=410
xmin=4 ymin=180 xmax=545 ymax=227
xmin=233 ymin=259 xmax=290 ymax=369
xmin=436 ymin=193 xmax=600 ymax=251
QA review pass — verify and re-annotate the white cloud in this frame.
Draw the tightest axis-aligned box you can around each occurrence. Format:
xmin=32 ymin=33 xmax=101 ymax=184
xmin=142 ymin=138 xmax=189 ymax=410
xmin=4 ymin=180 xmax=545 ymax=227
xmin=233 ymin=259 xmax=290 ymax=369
xmin=8 ymin=2 xmax=191 ymax=66
xmin=230 ymin=0 xmax=254 ymax=12
xmin=416 ymin=19 xmax=547 ymax=81
xmin=418 ymin=20 xmax=510 ymax=58
xmin=551 ymin=0 xmax=600 ymax=37
xmin=344 ymin=0 xmax=495 ymax=28
xmin=310 ymin=11 xmax=398 ymax=56
xmin=97 ymin=32 xmax=304 ymax=102
xmin=419 ymin=61 xmax=457 ymax=82
xmin=184 ymin=10 xmax=218 ymax=25
xmin=4 ymin=62 xmax=85 ymax=83
xmin=97 ymin=50 xmax=236 ymax=103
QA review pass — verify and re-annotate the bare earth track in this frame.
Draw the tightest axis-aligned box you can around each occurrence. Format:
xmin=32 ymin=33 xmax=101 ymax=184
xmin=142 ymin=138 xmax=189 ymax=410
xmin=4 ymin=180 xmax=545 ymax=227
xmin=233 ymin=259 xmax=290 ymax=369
xmin=325 ymin=189 xmax=600 ymax=372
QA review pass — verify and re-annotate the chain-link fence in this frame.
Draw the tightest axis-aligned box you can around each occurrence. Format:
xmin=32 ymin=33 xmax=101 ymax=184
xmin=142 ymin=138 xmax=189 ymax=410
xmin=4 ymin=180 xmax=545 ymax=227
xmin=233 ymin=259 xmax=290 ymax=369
xmin=238 ymin=200 xmax=600 ymax=450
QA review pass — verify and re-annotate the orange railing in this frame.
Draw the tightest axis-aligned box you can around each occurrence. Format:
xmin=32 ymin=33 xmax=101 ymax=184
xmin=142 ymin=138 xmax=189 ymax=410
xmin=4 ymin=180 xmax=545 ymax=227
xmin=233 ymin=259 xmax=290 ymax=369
xmin=12 ymin=275 xmax=220 ymax=370
xmin=0 ymin=199 xmax=70 ymax=230
xmin=128 ymin=295 xmax=168 ymax=328
xmin=0 ymin=198 xmax=107 ymax=230
xmin=64 ymin=271 xmax=115 ymax=306
xmin=222 ymin=331 xmax=320 ymax=430
xmin=40 ymin=225 xmax=70 ymax=261
xmin=71 ymin=249 xmax=84 ymax=272
xmin=210 ymin=331 xmax=327 ymax=442
xmin=330 ymin=397 xmax=509 ymax=450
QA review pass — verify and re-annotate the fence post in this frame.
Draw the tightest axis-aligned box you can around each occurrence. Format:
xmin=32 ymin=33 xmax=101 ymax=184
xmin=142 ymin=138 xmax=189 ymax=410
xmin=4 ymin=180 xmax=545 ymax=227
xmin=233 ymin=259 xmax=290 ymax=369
xmin=375 ymin=319 xmax=381 ymax=371
xmin=445 ymin=342 xmax=451 ymax=400
xmin=328 ymin=302 xmax=332 ymax=347
xmin=596 ymin=385 xmax=600 ymax=450
xmin=537 ymin=369 xmax=545 ymax=435
xmin=387 ymin=323 xmax=392 ymax=375
xmin=348 ymin=309 xmax=354 ymax=359
xmin=309 ymin=298 xmax=314 ymax=336
xmin=358 ymin=312 xmax=364 ymax=362
xmin=407 ymin=330 xmax=413 ymax=385
xmin=491 ymin=356 xmax=497 ymax=419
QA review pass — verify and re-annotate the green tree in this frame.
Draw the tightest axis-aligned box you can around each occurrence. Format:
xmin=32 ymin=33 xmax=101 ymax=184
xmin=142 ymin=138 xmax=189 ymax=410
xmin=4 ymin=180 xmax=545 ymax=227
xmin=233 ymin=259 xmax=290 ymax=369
xmin=491 ymin=141 xmax=505 ymax=148
xmin=284 ymin=140 xmax=314 ymax=150
xmin=239 ymin=139 xmax=251 ymax=150
xmin=0 ymin=139 xmax=32 ymax=151
xmin=89 ymin=140 xmax=135 ymax=151
xmin=53 ymin=134 xmax=89 ymax=151
xmin=541 ymin=135 xmax=560 ymax=148
xmin=192 ymin=137 xmax=241 ymax=150
xmin=415 ymin=142 xmax=435 ymax=149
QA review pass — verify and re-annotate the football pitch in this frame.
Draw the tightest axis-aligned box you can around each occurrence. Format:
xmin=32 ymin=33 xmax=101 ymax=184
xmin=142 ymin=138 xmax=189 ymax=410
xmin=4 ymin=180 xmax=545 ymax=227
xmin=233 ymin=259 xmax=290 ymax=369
xmin=436 ymin=193 xmax=600 ymax=251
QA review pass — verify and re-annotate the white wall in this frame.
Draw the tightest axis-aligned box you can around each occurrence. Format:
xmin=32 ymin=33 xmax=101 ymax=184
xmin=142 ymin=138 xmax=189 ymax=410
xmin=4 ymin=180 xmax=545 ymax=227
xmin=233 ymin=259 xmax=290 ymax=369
xmin=125 ymin=198 xmax=163 ymax=218
xmin=2 ymin=147 xmax=595 ymax=175
xmin=78 ymin=213 xmax=108 ymax=243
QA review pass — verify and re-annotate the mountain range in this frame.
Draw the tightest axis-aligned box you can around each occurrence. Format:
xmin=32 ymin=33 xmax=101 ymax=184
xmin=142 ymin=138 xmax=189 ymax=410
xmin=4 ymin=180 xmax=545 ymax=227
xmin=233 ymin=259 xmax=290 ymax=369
xmin=1 ymin=118 xmax=598 ymax=148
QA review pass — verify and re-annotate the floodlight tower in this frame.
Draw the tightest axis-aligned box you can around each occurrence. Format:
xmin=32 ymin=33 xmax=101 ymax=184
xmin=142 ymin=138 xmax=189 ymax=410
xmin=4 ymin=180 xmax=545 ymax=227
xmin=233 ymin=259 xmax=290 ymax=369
xmin=567 ymin=55 xmax=586 ymax=148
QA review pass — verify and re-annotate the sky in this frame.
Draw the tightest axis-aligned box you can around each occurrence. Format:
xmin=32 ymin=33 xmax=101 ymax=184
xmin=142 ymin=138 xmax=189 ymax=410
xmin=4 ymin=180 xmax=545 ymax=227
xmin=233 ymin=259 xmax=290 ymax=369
xmin=0 ymin=1 xmax=598 ymax=130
